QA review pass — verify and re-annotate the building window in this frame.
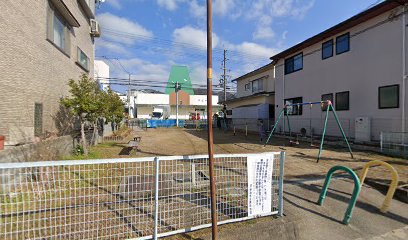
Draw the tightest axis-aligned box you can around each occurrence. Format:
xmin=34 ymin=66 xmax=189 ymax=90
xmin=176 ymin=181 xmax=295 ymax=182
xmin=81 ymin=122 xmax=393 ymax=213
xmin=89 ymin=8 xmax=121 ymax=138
xmin=336 ymin=33 xmax=350 ymax=55
xmin=284 ymin=53 xmax=303 ymax=74
xmin=379 ymin=84 xmax=399 ymax=109
xmin=77 ymin=47 xmax=90 ymax=71
xmin=335 ymin=91 xmax=349 ymax=111
xmin=321 ymin=93 xmax=333 ymax=111
xmin=252 ymin=78 xmax=264 ymax=93
xmin=47 ymin=4 xmax=71 ymax=55
xmin=34 ymin=103 xmax=43 ymax=137
xmin=244 ymin=83 xmax=250 ymax=91
xmin=284 ymin=97 xmax=303 ymax=115
xmin=322 ymin=40 xmax=333 ymax=59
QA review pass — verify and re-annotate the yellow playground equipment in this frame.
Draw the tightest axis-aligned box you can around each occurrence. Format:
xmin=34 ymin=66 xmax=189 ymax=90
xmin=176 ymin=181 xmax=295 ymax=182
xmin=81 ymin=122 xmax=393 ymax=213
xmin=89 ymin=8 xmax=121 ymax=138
xmin=359 ymin=160 xmax=399 ymax=213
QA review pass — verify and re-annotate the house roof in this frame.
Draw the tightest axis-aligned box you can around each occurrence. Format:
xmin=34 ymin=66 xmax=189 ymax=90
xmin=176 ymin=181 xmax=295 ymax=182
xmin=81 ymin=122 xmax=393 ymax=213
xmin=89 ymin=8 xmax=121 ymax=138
xmin=231 ymin=63 xmax=274 ymax=82
xmin=270 ymin=0 xmax=408 ymax=63
xmin=223 ymin=91 xmax=274 ymax=104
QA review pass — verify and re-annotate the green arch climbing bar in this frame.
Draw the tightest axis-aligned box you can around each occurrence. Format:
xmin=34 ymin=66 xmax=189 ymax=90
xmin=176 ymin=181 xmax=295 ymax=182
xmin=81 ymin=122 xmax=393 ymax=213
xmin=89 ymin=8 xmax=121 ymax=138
xmin=317 ymin=166 xmax=361 ymax=225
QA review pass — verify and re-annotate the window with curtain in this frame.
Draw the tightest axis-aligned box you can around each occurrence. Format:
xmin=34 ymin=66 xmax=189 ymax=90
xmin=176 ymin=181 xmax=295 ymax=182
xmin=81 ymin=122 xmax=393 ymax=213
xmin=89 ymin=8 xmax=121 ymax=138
xmin=47 ymin=3 xmax=71 ymax=55
xmin=251 ymin=78 xmax=264 ymax=93
xmin=53 ymin=15 xmax=65 ymax=50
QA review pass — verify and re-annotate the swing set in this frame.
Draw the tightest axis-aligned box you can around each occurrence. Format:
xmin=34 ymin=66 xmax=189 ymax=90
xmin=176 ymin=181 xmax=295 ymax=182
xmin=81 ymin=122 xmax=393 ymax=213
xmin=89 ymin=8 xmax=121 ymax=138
xmin=264 ymin=100 xmax=353 ymax=162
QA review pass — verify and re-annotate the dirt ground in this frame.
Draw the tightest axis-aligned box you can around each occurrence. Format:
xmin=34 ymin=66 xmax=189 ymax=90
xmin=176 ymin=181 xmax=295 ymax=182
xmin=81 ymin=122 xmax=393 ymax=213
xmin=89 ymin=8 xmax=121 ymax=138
xmin=96 ymin=127 xmax=408 ymax=186
xmin=2 ymin=127 xmax=406 ymax=240
xmin=85 ymin=127 xmax=408 ymax=239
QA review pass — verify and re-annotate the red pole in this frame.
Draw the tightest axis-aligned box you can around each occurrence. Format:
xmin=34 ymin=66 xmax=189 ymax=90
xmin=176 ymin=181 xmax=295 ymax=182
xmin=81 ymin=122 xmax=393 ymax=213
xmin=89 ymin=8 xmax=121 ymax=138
xmin=207 ymin=1 xmax=218 ymax=239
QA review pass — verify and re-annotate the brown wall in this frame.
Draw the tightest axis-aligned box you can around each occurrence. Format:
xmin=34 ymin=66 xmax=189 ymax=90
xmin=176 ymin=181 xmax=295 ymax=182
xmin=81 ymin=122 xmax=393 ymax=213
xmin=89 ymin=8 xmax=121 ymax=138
xmin=0 ymin=0 xmax=95 ymax=145
xmin=169 ymin=91 xmax=190 ymax=105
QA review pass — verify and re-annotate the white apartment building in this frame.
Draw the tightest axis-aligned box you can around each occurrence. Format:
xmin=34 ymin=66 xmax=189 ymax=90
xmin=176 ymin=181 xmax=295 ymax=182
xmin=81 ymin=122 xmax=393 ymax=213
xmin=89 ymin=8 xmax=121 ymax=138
xmin=272 ymin=0 xmax=408 ymax=142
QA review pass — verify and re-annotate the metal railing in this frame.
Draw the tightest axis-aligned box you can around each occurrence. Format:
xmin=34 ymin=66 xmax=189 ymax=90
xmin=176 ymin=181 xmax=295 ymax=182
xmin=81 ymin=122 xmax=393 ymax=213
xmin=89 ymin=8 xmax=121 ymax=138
xmin=0 ymin=152 xmax=285 ymax=239
xmin=380 ymin=132 xmax=408 ymax=158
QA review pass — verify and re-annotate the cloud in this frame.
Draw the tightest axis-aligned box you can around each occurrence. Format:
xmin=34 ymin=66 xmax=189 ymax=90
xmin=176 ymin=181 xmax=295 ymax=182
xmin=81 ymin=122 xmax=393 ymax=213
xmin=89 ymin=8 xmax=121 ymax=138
xmin=189 ymin=64 xmax=208 ymax=85
xmin=253 ymin=26 xmax=275 ymax=40
xmin=213 ymin=0 xmax=236 ymax=16
xmin=96 ymin=39 xmax=128 ymax=55
xmin=188 ymin=0 xmax=206 ymax=19
xmin=249 ymin=0 xmax=315 ymax=20
xmin=97 ymin=13 xmax=153 ymax=45
xmin=156 ymin=0 xmax=180 ymax=11
xmin=248 ymin=0 xmax=315 ymax=41
xmin=230 ymin=41 xmax=279 ymax=59
xmin=172 ymin=26 xmax=219 ymax=49
xmin=109 ymin=58 xmax=170 ymax=82
xmin=189 ymin=62 xmax=221 ymax=85
xmin=106 ymin=0 xmax=122 ymax=9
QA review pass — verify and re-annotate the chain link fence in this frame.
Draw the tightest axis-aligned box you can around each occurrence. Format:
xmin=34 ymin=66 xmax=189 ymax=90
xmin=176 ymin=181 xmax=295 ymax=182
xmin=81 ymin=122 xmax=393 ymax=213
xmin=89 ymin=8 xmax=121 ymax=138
xmin=0 ymin=152 xmax=284 ymax=239
xmin=380 ymin=132 xmax=408 ymax=158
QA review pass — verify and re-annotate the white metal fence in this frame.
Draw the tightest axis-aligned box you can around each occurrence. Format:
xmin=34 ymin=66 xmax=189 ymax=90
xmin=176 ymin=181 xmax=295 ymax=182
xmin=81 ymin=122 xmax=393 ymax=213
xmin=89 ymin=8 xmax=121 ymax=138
xmin=380 ymin=132 xmax=408 ymax=158
xmin=0 ymin=152 xmax=284 ymax=239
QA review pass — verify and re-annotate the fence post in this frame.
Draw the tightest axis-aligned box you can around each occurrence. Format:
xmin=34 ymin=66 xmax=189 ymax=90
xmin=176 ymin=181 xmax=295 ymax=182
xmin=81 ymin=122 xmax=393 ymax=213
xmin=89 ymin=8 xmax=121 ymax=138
xmin=154 ymin=157 xmax=160 ymax=240
xmin=278 ymin=151 xmax=285 ymax=217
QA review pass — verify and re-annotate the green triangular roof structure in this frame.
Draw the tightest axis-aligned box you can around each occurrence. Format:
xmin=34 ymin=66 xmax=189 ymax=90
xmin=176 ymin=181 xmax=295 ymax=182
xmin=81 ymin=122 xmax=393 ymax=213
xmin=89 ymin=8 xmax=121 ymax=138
xmin=164 ymin=65 xmax=195 ymax=95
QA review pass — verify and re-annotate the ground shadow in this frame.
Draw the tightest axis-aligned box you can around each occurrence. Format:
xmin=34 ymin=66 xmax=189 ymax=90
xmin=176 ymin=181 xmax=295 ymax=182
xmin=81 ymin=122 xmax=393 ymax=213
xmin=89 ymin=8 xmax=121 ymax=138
xmin=283 ymin=194 xmax=343 ymax=224
xmin=292 ymin=180 xmax=408 ymax=224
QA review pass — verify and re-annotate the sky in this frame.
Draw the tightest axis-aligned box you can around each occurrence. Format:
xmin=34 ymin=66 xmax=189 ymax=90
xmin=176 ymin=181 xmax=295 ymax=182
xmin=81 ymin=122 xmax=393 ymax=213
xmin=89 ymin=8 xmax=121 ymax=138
xmin=95 ymin=0 xmax=382 ymax=93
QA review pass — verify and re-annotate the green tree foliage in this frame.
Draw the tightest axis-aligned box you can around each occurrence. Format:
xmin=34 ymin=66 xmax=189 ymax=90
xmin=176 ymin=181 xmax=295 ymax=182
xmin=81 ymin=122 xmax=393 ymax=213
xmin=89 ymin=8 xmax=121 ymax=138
xmin=102 ymin=88 xmax=125 ymax=124
xmin=61 ymin=74 xmax=124 ymax=155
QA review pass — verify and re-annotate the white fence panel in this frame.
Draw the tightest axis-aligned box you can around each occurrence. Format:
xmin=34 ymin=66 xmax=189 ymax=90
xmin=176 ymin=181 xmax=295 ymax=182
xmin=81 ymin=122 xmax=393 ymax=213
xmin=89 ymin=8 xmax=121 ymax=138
xmin=0 ymin=152 xmax=285 ymax=239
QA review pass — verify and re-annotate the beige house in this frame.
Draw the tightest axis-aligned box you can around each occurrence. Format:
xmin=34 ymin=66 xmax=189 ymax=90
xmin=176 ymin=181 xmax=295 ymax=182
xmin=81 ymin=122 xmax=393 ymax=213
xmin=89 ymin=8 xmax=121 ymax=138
xmin=0 ymin=0 xmax=100 ymax=145
xmin=225 ymin=63 xmax=275 ymax=131
xmin=271 ymin=0 xmax=408 ymax=142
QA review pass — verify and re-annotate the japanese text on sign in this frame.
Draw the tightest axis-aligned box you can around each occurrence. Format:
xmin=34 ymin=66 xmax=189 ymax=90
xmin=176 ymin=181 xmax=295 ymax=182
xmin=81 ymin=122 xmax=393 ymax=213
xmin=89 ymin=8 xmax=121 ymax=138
xmin=247 ymin=155 xmax=274 ymax=216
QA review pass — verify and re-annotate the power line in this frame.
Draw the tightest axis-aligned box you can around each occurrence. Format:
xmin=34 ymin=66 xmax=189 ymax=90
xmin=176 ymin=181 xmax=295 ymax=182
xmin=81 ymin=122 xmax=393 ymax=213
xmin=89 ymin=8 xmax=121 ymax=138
xmin=100 ymin=27 xmax=271 ymax=60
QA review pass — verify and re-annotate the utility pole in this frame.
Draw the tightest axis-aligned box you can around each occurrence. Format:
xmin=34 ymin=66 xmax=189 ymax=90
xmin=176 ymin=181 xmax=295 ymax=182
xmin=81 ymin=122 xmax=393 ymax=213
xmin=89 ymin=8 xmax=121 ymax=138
xmin=222 ymin=49 xmax=227 ymax=103
xmin=175 ymin=81 xmax=180 ymax=127
xmin=207 ymin=1 xmax=218 ymax=240
xmin=128 ymin=73 xmax=131 ymax=120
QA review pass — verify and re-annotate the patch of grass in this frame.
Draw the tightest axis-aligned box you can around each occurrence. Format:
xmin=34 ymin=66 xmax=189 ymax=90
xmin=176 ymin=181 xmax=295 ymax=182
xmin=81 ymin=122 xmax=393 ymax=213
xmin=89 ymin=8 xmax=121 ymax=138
xmin=62 ymin=150 xmax=103 ymax=160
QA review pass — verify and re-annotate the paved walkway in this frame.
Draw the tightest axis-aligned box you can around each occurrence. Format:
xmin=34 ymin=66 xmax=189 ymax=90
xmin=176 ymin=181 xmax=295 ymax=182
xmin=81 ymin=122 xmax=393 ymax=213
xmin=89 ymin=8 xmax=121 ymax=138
xmin=356 ymin=226 xmax=408 ymax=240
xmin=166 ymin=178 xmax=408 ymax=240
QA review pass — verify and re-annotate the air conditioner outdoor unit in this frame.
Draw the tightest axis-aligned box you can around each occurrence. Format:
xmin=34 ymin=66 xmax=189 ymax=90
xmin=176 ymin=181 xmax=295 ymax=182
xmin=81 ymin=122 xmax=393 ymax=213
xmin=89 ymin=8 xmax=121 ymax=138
xmin=90 ymin=19 xmax=101 ymax=37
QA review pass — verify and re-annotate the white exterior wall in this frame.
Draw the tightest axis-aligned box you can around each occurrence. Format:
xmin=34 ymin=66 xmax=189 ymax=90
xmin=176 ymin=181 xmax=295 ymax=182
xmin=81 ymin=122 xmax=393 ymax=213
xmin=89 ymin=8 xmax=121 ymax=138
xmin=190 ymin=95 xmax=219 ymax=106
xmin=274 ymin=8 xmax=408 ymax=141
xmin=236 ymin=67 xmax=274 ymax=98
xmin=134 ymin=93 xmax=169 ymax=105
xmin=131 ymin=92 xmax=221 ymax=119
xmin=94 ymin=60 xmax=110 ymax=91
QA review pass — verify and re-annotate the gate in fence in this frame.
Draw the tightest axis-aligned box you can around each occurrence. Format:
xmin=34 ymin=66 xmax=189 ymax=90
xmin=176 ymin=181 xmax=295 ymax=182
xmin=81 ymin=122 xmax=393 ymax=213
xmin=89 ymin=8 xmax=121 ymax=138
xmin=0 ymin=152 xmax=285 ymax=239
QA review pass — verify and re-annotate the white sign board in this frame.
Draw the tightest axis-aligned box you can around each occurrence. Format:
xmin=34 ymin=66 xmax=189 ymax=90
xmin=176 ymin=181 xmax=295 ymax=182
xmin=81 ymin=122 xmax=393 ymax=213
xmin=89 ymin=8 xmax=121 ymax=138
xmin=247 ymin=154 xmax=274 ymax=217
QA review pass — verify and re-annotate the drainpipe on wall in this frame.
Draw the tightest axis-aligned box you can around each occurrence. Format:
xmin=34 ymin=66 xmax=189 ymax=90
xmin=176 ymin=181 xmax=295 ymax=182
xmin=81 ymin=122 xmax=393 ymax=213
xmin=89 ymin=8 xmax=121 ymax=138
xmin=402 ymin=5 xmax=407 ymax=134
xmin=282 ymin=64 xmax=286 ymax=133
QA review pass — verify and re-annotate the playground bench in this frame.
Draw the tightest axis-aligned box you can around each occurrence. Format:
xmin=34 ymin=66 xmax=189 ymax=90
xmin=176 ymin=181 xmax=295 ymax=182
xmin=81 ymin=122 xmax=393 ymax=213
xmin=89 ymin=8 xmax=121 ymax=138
xmin=128 ymin=137 xmax=142 ymax=154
